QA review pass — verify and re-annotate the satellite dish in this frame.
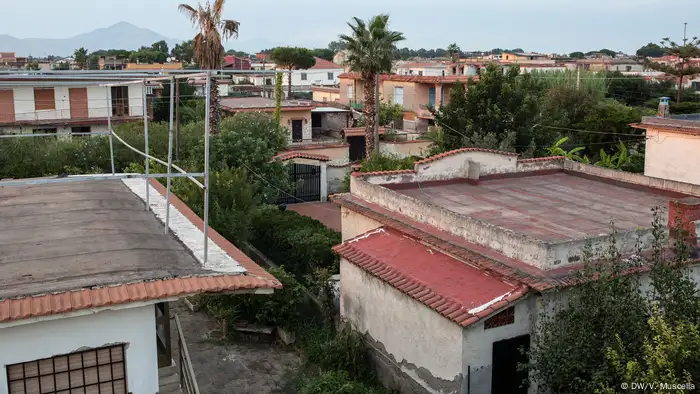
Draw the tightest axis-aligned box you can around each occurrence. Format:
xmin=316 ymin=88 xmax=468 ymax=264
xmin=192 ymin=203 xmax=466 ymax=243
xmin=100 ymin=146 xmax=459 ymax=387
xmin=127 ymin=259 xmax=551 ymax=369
xmin=166 ymin=57 xmax=173 ymax=63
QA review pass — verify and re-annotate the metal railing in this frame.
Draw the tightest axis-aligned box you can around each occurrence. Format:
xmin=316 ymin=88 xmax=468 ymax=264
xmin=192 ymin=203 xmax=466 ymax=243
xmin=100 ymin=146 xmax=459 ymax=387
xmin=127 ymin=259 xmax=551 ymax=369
xmin=175 ymin=314 xmax=201 ymax=394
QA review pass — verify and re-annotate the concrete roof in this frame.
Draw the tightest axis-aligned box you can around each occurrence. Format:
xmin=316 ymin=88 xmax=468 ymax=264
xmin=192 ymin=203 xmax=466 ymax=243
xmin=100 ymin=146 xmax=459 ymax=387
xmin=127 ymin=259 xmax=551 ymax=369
xmin=390 ymin=172 xmax=671 ymax=242
xmin=220 ymin=97 xmax=312 ymax=111
xmin=0 ymin=179 xmax=279 ymax=304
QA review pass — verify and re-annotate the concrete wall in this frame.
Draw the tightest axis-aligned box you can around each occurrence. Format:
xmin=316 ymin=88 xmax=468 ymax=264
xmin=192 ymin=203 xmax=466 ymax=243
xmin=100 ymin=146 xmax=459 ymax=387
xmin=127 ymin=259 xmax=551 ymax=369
xmin=312 ymin=90 xmax=340 ymax=103
xmin=379 ymin=140 xmax=433 ymax=158
xmin=320 ymin=112 xmax=348 ymax=131
xmin=645 ymin=128 xmax=700 ymax=186
xmin=463 ymin=298 xmax=534 ymax=394
xmin=341 ymin=206 xmax=383 ymax=241
xmin=13 ymin=87 xmax=35 ymax=121
xmin=87 ymin=86 xmax=110 ymax=118
xmin=0 ymin=305 xmax=158 ymax=394
xmin=128 ymin=85 xmax=144 ymax=117
xmin=284 ymin=68 xmax=343 ymax=87
xmin=328 ymin=164 xmax=351 ymax=194
xmin=341 ymin=260 xmax=465 ymax=394
xmin=382 ymin=81 xmax=417 ymax=112
xmin=283 ymin=144 xmax=349 ymax=165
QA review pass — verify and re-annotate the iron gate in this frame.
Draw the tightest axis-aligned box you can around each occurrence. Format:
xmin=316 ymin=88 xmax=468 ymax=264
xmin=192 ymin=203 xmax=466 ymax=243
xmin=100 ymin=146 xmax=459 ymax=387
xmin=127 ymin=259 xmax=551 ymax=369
xmin=278 ymin=163 xmax=321 ymax=204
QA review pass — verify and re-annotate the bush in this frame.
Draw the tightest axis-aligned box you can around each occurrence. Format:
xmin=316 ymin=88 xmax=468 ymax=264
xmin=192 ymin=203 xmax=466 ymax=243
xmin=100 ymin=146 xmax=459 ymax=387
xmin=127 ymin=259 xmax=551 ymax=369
xmin=300 ymin=326 xmax=375 ymax=382
xmin=251 ymin=205 xmax=340 ymax=283
xmin=357 ymin=153 xmax=417 ymax=173
xmin=296 ymin=371 xmax=391 ymax=394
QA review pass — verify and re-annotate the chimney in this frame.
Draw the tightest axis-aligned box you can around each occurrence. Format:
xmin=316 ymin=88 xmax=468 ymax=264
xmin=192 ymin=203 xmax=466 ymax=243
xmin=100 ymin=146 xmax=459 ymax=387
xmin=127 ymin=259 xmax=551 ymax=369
xmin=657 ymin=97 xmax=670 ymax=118
xmin=668 ymin=197 xmax=700 ymax=245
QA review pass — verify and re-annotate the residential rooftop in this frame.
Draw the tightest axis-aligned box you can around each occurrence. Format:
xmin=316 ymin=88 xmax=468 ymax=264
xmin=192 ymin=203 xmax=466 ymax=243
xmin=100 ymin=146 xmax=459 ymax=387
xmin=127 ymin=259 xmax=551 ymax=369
xmin=0 ymin=178 xmax=280 ymax=322
xmin=220 ymin=97 xmax=313 ymax=112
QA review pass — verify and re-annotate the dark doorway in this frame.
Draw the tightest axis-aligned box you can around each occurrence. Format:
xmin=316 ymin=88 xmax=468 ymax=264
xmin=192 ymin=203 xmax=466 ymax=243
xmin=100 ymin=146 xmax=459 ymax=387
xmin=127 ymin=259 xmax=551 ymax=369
xmin=277 ymin=163 xmax=321 ymax=204
xmin=348 ymin=136 xmax=366 ymax=161
xmin=155 ymin=302 xmax=172 ymax=368
xmin=291 ymin=119 xmax=303 ymax=142
xmin=111 ymin=86 xmax=130 ymax=116
xmin=491 ymin=334 xmax=530 ymax=394
xmin=311 ymin=112 xmax=322 ymax=128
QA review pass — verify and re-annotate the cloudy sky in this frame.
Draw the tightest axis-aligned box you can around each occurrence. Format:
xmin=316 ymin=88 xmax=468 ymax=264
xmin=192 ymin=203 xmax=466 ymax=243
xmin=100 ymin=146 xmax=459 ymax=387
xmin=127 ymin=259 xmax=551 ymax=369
xmin=1 ymin=0 xmax=696 ymax=54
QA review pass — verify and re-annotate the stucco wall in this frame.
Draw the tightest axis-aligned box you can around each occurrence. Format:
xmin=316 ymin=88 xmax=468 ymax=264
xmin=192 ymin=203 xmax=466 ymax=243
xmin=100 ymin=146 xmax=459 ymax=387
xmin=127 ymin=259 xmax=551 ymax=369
xmin=341 ymin=260 xmax=465 ymax=394
xmin=281 ymin=110 xmax=312 ymax=142
xmin=0 ymin=305 xmax=158 ymax=394
xmin=87 ymin=86 xmax=110 ymax=118
xmin=379 ymin=140 xmax=432 ymax=158
xmin=13 ymin=87 xmax=35 ymax=121
xmin=312 ymin=90 xmax=340 ymax=103
xmin=320 ymin=112 xmax=348 ymax=131
xmin=382 ymin=81 xmax=417 ymax=112
xmin=341 ymin=206 xmax=383 ymax=241
xmin=645 ymin=128 xmax=700 ymax=186
xmin=284 ymin=144 xmax=349 ymax=165
xmin=463 ymin=298 xmax=534 ymax=394
xmin=328 ymin=164 xmax=350 ymax=194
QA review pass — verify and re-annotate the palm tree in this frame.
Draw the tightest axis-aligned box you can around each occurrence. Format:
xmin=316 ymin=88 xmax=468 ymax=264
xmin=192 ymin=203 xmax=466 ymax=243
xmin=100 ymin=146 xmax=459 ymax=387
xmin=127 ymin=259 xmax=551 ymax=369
xmin=447 ymin=43 xmax=461 ymax=62
xmin=179 ymin=0 xmax=240 ymax=134
xmin=340 ymin=15 xmax=404 ymax=158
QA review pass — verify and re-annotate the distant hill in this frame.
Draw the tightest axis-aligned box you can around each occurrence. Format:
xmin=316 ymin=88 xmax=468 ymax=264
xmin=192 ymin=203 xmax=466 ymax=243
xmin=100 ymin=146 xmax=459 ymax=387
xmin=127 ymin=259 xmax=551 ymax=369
xmin=0 ymin=22 xmax=181 ymax=57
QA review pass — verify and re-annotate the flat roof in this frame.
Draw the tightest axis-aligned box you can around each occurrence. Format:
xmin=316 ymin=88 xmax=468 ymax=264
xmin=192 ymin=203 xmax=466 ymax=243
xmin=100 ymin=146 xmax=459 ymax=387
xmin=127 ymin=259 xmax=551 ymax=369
xmin=0 ymin=178 xmax=280 ymax=319
xmin=390 ymin=172 xmax=671 ymax=242
xmin=220 ymin=97 xmax=312 ymax=111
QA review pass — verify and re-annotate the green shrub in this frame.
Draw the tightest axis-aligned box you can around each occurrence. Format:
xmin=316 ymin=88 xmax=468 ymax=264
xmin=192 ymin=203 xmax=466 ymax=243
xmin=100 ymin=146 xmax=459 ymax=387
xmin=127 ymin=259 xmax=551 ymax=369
xmin=300 ymin=326 xmax=375 ymax=382
xmin=251 ymin=205 xmax=340 ymax=283
xmin=297 ymin=371 xmax=391 ymax=394
xmin=357 ymin=153 xmax=417 ymax=173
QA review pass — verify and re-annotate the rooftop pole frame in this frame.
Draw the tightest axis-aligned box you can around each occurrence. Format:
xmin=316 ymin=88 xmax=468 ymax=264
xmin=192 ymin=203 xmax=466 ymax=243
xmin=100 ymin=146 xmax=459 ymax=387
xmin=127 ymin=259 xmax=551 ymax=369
xmin=107 ymin=87 xmax=115 ymax=174
xmin=165 ymin=77 xmax=175 ymax=234
xmin=203 ymin=71 xmax=212 ymax=266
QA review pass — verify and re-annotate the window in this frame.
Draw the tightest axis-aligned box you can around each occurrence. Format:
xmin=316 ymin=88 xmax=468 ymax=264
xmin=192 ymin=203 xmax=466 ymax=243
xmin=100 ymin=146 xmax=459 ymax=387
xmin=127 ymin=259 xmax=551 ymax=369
xmin=442 ymin=70 xmax=445 ymax=76
xmin=418 ymin=71 xmax=423 ymax=76
xmin=327 ymin=72 xmax=334 ymax=80
xmin=394 ymin=87 xmax=404 ymax=105
xmin=110 ymin=86 xmax=129 ymax=117
xmin=33 ymin=128 xmax=57 ymax=135
xmin=484 ymin=306 xmax=515 ymax=329
xmin=347 ymin=85 xmax=353 ymax=99
xmin=72 ymin=126 xmax=91 ymax=136
xmin=34 ymin=88 xmax=55 ymax=111
xmin=625 ymin=65 xmax=632 ymax=72
xmin=301 ymin=73 xmax=308 ymax=81
xmin=7 ymin=344 xmax=127 ymax=394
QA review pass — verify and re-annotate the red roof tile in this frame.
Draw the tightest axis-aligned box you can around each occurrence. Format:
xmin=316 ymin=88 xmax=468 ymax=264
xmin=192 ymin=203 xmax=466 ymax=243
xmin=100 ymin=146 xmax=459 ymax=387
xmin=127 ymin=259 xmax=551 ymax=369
xmin=339 ymin=72 xmax=477 ymax=84
xmin=310 ymin=57 xmax=342 ymax=69
xmin=333 ymin=228 xmax=528 ymax=326
xmin=343 ymin=127 xmax=387 ymax=137
xmin=0 ymin=275 xmax=277 ymax=323
xmin=273 ymin=152 xmax=331 ymax=162
xmin=415 ymin=147 xmax=518 ymax=165
xmin=517 ymin=156 xmax=565 ymax=163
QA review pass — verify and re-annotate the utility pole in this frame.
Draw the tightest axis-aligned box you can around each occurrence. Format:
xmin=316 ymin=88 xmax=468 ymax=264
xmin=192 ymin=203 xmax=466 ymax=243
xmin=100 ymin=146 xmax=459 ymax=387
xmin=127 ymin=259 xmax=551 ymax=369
xmin=175 ymin=80 xmax=181 ymax=160
xmin=576 ymin=66 xmax=581 ymax=90
xmin=684 ymin=22 xmax=688 ymax=45
xmin=374 ymin=73 xmax=380 ymax=154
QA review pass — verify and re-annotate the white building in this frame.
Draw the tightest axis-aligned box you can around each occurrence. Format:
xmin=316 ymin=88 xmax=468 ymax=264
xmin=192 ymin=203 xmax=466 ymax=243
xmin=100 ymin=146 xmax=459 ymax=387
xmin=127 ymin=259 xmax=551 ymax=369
xmin=0 ymin=75 xmax=159 ymax=135
xmin=333 ymin=149 xmax=700 ymax=394
xmin=280 ymin=57 xmax=344 ymax=88
xmin=395 ymin=62 xmax=448 ymax=77
xmin=0 ymin=177 xmax=280 ymax=394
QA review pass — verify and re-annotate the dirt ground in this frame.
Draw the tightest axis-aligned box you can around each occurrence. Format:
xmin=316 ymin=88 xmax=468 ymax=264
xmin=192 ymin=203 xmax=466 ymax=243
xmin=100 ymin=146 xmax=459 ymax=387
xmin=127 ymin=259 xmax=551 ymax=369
xmin=170 ymin=301 xmax=302 ymax=394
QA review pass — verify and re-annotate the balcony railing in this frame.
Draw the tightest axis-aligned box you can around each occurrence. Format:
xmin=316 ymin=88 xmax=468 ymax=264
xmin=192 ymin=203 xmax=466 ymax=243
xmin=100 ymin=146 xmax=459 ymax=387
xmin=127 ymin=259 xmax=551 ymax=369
xmin=350 ymin=99 xmax=364 ymax=110
xmin=176 ymin=314 xmax=201 ymax=394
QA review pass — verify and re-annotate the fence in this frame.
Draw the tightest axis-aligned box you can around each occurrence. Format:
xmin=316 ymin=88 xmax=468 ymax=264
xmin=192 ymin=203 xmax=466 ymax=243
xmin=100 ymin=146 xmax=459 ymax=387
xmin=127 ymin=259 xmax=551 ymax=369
xmin=175 ymin=314 xmax=201 ymax=394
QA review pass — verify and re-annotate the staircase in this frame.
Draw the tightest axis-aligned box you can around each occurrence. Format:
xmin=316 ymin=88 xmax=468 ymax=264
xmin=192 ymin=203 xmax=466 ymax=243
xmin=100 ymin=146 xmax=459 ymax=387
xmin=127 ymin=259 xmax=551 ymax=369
xmin=158 ymin=363 xmax=183 ymax=394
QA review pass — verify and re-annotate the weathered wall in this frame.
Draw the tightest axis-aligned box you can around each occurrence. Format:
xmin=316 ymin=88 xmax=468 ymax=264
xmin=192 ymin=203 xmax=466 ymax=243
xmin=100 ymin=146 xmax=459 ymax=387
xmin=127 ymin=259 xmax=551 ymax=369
xmin=321 ymin=112 xmax=348 ymax=131
xmin=645 ymin=128 xmax=700 ymax=186
xmin=87 ymin=86 xmax=110 ymax=118
xmin=340 ymin=206 xmax=383 ymax=241
xmin=0 ymin=305 xmax=158 ymax=394
xmin=312 ymin=90 xmax=340 ymax=103
xmin=328 ymin=164 xmax=350 ymax=194
xmin=283 ymin=144 xmax=349 ymax=165
xmin=379 ymin=140 xmax=432 ymax=158
xmin=281 ymin=110 xmax=312 ymax=142
xmin=128 ymin=85 xmax=144 ymax=117
xmin=463 ymin=298 xmax=534 ymax=394
xmin=341 ymin=260 xmax=465 ymax=394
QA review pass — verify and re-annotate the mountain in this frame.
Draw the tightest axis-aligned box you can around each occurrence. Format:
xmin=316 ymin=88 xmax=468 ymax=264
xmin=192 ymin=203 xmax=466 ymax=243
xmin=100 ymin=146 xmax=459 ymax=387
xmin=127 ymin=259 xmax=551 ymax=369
xmin=0 ymin=22 xmax=182 ymax=58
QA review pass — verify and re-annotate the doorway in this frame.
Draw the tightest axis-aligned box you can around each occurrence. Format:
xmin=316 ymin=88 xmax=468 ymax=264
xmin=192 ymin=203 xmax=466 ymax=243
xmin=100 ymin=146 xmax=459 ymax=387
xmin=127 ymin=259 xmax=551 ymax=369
xmin=69 ymin=88 xmax=89 ymax=119
xmin=491 ymin=334 xmax=530 ymax=394
xmin=291 ymin=119 xmax=303 ymax=142
xmin=110 ymin=86 xmax=129 ymax=117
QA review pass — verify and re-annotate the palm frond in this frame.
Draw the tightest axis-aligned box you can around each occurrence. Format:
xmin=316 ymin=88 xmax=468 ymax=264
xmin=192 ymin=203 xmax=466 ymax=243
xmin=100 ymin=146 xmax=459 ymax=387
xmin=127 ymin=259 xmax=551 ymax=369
xmin=219 ymin=20 xmax=240 ymax=40
xmin=178 ymin=4 xmax=199 ymax=25
xmin=213 ymin=0 xmax=226 ymax=19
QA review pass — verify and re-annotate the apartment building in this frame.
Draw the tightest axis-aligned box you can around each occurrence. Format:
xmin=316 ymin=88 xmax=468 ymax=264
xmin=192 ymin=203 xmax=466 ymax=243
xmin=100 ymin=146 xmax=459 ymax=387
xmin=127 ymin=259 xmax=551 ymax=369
xmin=281 ymin=57 xmax=344 ymax=88
xmin=338 ymin=72 xmax=475 ymax=132
xmin=0 ymin=52 xmax=28 ymax=70
xmin=0 ymin=75 xmax=158 ymax=135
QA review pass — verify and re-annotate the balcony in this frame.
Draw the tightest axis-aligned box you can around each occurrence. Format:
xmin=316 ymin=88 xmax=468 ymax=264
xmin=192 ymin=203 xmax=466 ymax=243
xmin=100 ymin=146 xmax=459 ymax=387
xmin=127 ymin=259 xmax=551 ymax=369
xmin=350 ymin=99 xmax=364 ymax=110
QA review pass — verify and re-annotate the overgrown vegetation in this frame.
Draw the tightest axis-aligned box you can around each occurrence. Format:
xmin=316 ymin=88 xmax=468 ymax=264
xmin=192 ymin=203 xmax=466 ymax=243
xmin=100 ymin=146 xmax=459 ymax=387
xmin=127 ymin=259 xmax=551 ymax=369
xmin=527 ymin=212 xmax=700 ymax=393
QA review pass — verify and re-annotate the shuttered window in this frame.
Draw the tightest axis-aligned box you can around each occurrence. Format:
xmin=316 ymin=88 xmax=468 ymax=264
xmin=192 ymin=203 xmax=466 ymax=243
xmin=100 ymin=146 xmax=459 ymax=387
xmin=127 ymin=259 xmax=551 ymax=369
xmin=34 ymin=88 xmax=55 ymax=111
xmin=7 ymin=344 xmax=127 ymax=394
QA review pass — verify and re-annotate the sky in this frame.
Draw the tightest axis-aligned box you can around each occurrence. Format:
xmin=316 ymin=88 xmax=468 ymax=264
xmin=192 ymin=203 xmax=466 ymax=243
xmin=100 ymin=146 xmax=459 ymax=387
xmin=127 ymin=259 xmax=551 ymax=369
xmin=1 ymin=0 xmax=697 ymax=54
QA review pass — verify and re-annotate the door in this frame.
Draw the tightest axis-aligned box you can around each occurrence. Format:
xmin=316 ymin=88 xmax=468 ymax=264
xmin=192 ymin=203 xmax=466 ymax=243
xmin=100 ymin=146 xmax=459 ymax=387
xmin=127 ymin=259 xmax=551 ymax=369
xmin=69 ymin=88 xmax=89 ymax=119
xmin=277 ymin=163 xmax=321 ymax=204
xmin=291 ymin=119 xmax=303 ymax=142
xmin=348 ymin=136 xmax=366 ymax=161
xmin=155 ymin=302 xmax=172 ymax=368
xmin=491 ymin=335 xmax=530 ymax=394
xmin=0 ymin=89 xmax=14 ymax=123
xmin=428 ymin=87 xmax=436 ymax=107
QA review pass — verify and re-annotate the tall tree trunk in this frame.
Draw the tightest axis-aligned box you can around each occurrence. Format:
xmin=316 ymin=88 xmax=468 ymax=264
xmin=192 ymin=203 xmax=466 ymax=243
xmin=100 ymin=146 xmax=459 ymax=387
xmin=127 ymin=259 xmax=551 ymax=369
xmin=210 ymin=78 xmax=220 ymax=134
xmin=364 ymin=74 xmax=377 ymax=159
xmin=287 ymin=69 xmax=293 ymax=100
xmin=677 ymin=74 xmax=684 ymax=104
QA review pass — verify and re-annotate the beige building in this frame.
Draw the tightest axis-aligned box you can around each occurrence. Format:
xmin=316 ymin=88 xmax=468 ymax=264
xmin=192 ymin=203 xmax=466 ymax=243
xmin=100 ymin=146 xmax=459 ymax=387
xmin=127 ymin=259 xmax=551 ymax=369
xmin=312 ymin=86 xmax=341 ymax=103
xmin=220 ymin=97 xmax=314 ymax=142
xmin=333 ymin=149 xmax=700 ymax=394
xmin=633 ymin=115 xmax=700 ymax=185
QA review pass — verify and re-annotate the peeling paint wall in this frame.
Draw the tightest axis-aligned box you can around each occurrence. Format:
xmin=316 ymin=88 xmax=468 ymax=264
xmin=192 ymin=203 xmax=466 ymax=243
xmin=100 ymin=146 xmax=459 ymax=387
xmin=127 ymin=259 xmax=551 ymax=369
xmin=328 ymin=165 xmax=350 ymax=194
xmin=341 ymin=207 xmax=383 ymax=241
xmin=341 ymin=260 xmax=464 ymax=394
xmin=0 ymin=305 xmax=158 ymax=394
xmin=379 ymin=140 xmax=433 ymax=158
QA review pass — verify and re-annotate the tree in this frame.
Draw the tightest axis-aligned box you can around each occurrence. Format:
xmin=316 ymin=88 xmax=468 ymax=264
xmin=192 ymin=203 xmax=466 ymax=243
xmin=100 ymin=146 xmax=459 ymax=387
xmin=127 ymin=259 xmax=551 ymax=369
xmin=151 ymin=40 xmax=169 ymax=54
xmin=327 ymin=40 xmax=348 ymax=53
xmin=311 ymin=48 xmax=335 ymax=61
xmin=647 ymin=36 xmax=700 ymax=103
xmin=270 ymin=47 xmax=316 ymax=99
xmin=74 ymin=47 xmax=88 ymax=70
xmin=52 ymin=62 xmax=70 ymax=71
xmin=171 ymin=40 xmax=195 ymax=64
xmin=274 ymin=73 xmax=283 ymax=125
xmin=569 ymin=51 xmax=585 ymax=59
xmin=340 ymin=15 xmax=405 ymax=158
xmin=636 ymin=42 xmax=666 ymax=58
xmin=587 ymin=48 xmax=617 ymax=57
xmin=179 ymin=0 xmax=240 ymax=134
xmin=25 ymin=61 xmax=41 ymax=70
xmin=447 ymin=43 xmax=461 ymax=61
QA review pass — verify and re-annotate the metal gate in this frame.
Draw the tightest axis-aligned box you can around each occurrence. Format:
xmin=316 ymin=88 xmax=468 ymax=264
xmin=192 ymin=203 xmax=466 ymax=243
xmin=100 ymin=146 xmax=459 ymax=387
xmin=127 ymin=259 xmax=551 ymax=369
xmin=278 ymin=163 xmax=321 ymax=204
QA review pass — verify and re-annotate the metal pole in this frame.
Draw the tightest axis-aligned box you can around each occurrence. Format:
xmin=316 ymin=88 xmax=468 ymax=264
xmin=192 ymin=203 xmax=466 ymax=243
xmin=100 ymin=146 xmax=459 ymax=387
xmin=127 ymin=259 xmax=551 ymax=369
xmin=143 ymin=81 xmax=150 ymax=210
xmin=175 ymin=80 xmax=181 ymax=161
xmin=107 ymin=88 xmax=115 ymax=174
xmin=374 ymin=73 xmax=380 ymax=154
xmin=203 ymin=71 xmax=211 ymax=266
xmin=165 ymin=77 xmax=175 ymax=234
xmin=576 ymin=66 xmax=580 ymax=90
